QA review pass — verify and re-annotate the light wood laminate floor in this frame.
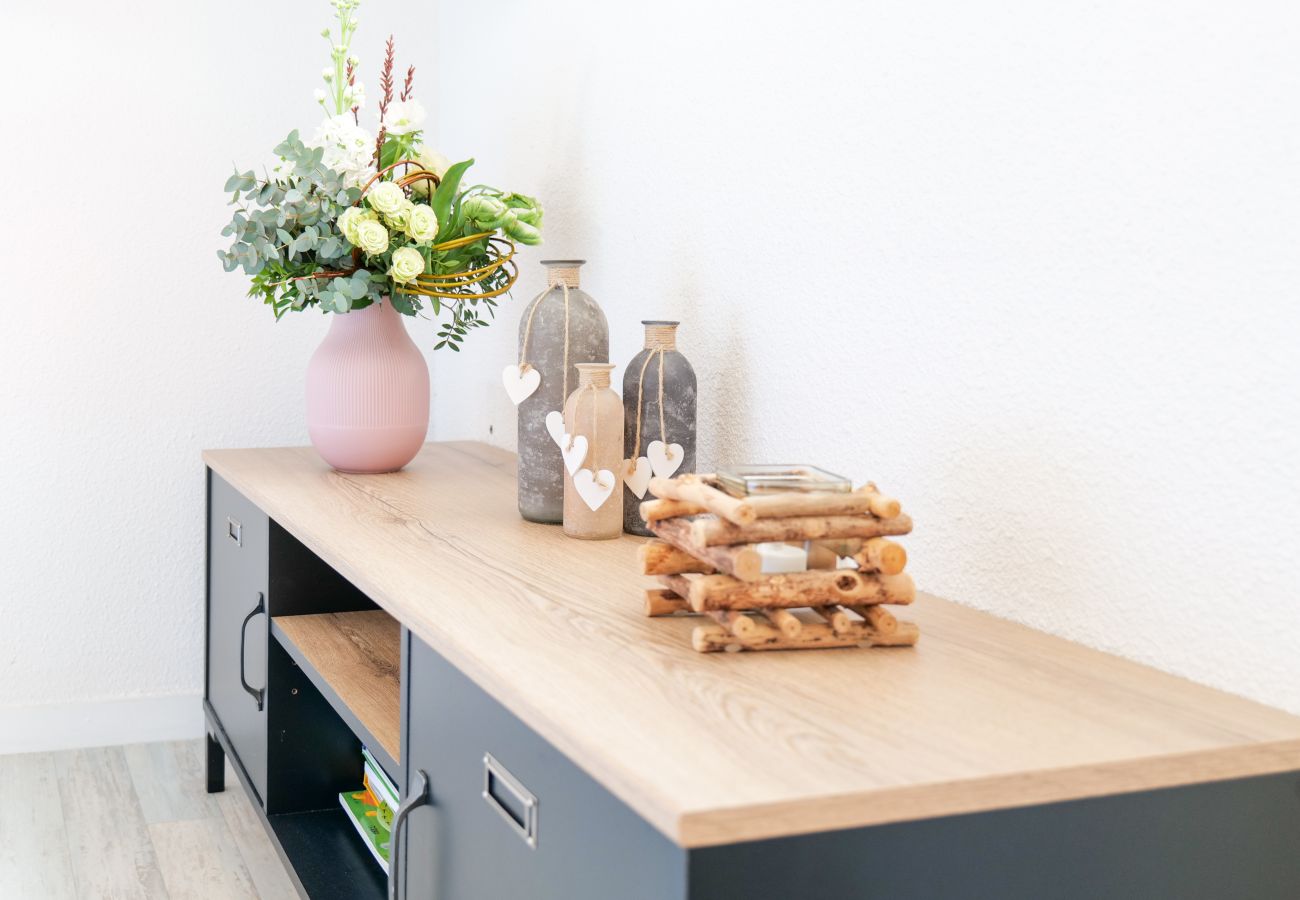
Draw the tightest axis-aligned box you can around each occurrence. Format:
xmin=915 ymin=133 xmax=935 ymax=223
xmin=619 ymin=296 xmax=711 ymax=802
xmin=0 ymin=740 xmax=298 ymax=899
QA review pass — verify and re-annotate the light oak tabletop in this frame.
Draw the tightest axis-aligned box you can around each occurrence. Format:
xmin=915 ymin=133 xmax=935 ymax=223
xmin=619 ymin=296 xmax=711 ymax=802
xmin=203 ymin=442 xmax=1300 ymax=848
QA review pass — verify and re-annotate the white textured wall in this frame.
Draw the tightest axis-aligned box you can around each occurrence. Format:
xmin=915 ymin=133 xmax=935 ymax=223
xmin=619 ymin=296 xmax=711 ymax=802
xmin=1 ymin=0 xmax=1296 ymax=752
xmin=0 ymin=0 xmax=438 ymax=749
xmin=429 ymin=0 xmax=1300 ymax=713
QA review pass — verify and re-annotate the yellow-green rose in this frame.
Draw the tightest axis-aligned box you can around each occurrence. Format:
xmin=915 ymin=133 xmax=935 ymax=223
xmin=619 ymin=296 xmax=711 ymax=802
xmin=366 ymin=181 xmax=406 ymax=217
xmin=389 ymin=247 xmax=425 ymax=284
xmin=337 ymin=206 xmax=377 ymax=245
xmin=406 ymin=148 xmax=450 ymax=198
xmin=405 ymin=204 xmax=440 ymax=244
xmin=355 ymin=220 xmax=390 ymax=256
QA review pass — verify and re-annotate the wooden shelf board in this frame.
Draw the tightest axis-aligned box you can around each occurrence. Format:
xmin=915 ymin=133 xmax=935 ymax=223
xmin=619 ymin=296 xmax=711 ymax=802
xmin=272 ymin=610 xmax=401 ymax=767
xmin=207 ymin=443 xmax=1300 ymax=848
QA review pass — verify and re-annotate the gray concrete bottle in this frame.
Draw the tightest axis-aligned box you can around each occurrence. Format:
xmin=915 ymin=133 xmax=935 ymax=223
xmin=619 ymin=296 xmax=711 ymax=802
xmin=622 ymin=321 xmax=697 ymax=535
xmin=517 ymin=260 xmax=609 ymax=523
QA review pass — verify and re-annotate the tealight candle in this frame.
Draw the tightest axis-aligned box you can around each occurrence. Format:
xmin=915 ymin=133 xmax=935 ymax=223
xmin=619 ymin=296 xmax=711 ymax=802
xmin=756 ymin=542 xmax=808 ymax=574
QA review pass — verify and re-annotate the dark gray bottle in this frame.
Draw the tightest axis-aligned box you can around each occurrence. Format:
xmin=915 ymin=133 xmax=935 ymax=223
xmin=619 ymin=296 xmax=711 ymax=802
xmin=622 ymin=321 xmax=697 ymax=535
xmin=517 ymin=260 xmax=609 ymax=523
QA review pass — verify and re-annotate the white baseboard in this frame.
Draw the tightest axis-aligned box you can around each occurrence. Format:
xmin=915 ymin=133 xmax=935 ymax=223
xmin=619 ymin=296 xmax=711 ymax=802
xmin=0 ymin=694 xmax=205 ymax=755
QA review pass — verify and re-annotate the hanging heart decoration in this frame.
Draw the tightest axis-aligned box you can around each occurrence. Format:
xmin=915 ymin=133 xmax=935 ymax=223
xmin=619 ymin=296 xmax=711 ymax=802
xmin=573 ymin=468 xmax=616 ymax=511
xmin=544 ymin=410 xmax=567 ymax=449
xmin=623 ymin=457 xmax=652 ymax=499
xmin=647 ymin=440 xmax=684 ymax=478
xmin=501 ymin=364 xmax=540 ymax=405
xmin=561 ymin=434 xmax=589 ymax=475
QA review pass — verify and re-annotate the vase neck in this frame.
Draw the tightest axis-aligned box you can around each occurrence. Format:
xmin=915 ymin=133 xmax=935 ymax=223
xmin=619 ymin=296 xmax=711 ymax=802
xmin=643 ymin=321 xmax=679 ymax=351
xmin=330 ymin=298 xmax=402 ymax=336
xmin=542 ymin=259 xmax=584 ymax=288
xmin=575 ymin=362 xmax=614 ymax=389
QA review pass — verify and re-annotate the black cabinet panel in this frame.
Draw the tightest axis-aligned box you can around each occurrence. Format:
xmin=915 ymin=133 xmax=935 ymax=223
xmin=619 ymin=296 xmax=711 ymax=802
xmin=401 ymin=632 xmax=686 ymax=900
xmin=206 ymin=472 xmax=270 ymax=804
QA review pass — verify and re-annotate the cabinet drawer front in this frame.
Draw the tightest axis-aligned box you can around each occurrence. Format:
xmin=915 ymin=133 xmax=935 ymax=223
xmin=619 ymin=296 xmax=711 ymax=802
xmin=207 ymin=472 xmax=270 ymax=804
xmin=402 ymin=635 xmax=685 ymax=900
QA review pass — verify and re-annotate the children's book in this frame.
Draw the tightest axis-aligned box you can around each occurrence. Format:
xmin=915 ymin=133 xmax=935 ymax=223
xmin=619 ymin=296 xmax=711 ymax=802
xmin=339 ymin=787 xmax=391 ymax=874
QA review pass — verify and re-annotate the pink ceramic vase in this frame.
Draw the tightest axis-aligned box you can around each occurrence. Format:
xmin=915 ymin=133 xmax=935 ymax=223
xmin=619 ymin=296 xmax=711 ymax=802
xmin=305 ymin=299 xmax=430 ymax=473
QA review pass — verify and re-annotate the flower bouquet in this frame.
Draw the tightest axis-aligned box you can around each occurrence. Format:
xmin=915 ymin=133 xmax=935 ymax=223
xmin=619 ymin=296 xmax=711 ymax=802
xmin=217 ymin=0 xmax=544 ymax=474
xmin=218 ymin=0 xmax=542 ymax=351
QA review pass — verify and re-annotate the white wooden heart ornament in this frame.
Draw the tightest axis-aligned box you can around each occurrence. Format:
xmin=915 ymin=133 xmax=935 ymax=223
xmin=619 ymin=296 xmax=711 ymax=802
xmin=623 ymin=457 xmax=652 ymax=499
xmin=647 ymin=440 xmax=684 ymax=478
xmin=573 ymin=468 xmax=616 ymax=511
xmin=501 ymin=364 xmax=540 ymax=405
xmin=561 ymin=434 xmax=588 ymax=475
xmin=544 ymin=411 xmax=566 ymax=448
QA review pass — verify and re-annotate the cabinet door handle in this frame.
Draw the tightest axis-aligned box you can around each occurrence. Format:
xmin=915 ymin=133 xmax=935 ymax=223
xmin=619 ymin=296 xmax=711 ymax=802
xmin=226 ymin=516 xmax=242 ymax=547
xmin=239 ymin=593 xmax=266 ymax=712
xmin=389 ymin=769 xmax=430 ymax=900
xmin=483 ymin=753 xmax=538 ymax=848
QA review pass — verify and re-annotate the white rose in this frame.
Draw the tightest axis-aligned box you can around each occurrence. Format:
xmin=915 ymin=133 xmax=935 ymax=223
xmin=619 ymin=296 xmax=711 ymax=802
xmin=388 ymin=247 xmax=425 ymax=284
xmin=337 ymin=206 xmax=377 ymax=245
xmin=385 ymin=198 xmax=416 ymax=230
xmin=355 ymin=220 xmax=390 ymax=257
xmin=384 ymin=99 xmax=426 ymax=136
xmin=404 ymin=204 xmax=440 ymax=245
xmin=366 ymin=181 xmax=406 ymax=217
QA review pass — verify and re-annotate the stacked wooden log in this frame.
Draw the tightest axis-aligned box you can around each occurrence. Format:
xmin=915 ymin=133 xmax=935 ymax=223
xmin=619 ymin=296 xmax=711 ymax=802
xmin=638 ymin=474 xmax=919 ymax=653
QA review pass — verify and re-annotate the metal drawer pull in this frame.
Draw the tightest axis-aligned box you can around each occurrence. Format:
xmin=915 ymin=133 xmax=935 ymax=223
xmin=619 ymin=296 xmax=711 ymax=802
xmin=227 ymin=516 xmax=242 ymax=546
xmin=389 ymin=769 xmax=430 ymax=900
xmin=483 ymin=753 xmax=538 ymax=849
xmin=239 ymin=593 xmax=266 ymax=711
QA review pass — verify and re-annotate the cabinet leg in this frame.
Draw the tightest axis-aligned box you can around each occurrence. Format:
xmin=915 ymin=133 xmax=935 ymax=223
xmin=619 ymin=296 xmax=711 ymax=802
xmin=206 ymin=731 xmax=226 ymax=793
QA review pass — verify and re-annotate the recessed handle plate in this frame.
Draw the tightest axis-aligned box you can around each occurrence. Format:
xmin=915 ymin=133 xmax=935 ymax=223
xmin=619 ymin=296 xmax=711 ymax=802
xmin=227 ymin=516 xmax=242 ymax=547
xmin=483 ymin=753 xmax=538 ymax=849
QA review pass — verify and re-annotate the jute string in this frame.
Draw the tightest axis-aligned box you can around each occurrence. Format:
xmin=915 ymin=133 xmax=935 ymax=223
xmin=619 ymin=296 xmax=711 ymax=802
xmin=631 ymin=349 xmax=668 ymax=459
xmin=518 ymin=283 xmax=572 ymax=400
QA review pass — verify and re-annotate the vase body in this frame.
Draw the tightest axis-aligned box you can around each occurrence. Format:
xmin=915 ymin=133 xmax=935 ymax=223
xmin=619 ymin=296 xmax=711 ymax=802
xmin=305 ymin=299 xmax=430 ymax=474
xmin=517 ymin=260 xmax=610 ymax=523
xmin=623 ymin=321 xmax=697 ymax=535
xmin=563 ymin=364 xmax=624 ymax=540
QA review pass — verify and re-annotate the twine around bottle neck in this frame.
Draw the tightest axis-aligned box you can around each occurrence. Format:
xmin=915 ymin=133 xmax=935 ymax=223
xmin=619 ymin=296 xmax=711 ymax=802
xmin=547 ymin=266 xmax=581 ymax=288
xmin=577 ymin=368 xmax=611 ymax=390
xmin=644 ymin=323 xmax=678 ymax=351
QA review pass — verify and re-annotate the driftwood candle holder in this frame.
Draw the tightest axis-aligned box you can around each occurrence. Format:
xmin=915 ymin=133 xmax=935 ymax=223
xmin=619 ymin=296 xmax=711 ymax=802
xmin=638 ymin=475 xmax=919 ymax=653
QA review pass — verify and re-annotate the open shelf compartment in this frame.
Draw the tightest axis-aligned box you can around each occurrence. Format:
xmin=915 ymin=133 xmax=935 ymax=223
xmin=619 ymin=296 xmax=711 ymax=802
xmin=272 ymin=609 xmax=402 ymax=781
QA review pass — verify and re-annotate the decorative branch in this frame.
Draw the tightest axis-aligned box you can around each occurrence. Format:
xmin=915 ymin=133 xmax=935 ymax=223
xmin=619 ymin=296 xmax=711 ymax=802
xmin=400 ymin=65 xmax=415 ymax=102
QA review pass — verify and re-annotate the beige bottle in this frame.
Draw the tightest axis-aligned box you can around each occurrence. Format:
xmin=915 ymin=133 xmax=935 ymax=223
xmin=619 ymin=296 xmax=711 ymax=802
xmin=562 ymin=364 xmax=624 ymax=539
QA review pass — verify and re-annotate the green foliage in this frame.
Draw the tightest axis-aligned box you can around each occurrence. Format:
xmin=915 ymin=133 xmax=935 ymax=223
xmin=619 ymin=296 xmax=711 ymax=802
xmin=218 ymin=131 xmax=374 ymax=319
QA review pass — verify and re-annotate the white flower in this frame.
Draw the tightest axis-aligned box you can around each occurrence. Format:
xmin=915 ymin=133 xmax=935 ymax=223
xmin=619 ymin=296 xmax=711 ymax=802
xmin=322 ymin=67 xmax=334 ymax=81
xmin=337 ymin=206 xmax=377 ymax=245
xmin=385 ymin=198 xmax=416 ymax=230
xmin=406 ymin=147 xmax=450 ymax=198
xmin=389 ymin=247 xmax=425 ymax=284
xmin=310 ymin=114 xmax=375 ymax=189
xmin=404 ymin=203 xmax=439 ymax=244
xmin=348 ymin=82 xmax=366 ymax=110
xmin=313 ymin=88 xmax=327 ymax=103
xmin=384 ymin=99 xmax=426 ymax=136
xmin=347 ymin=54 xmax=360 ymax=66
xmin=366 ymin=181 xmax=406 ymax=217
xmin=355 ymin=220 xmax=389 ymax=256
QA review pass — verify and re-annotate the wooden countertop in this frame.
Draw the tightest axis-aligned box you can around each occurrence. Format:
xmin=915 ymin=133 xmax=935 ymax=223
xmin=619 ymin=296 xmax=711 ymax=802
xmin=204 ymin=442 xmax=1300 ymax=848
